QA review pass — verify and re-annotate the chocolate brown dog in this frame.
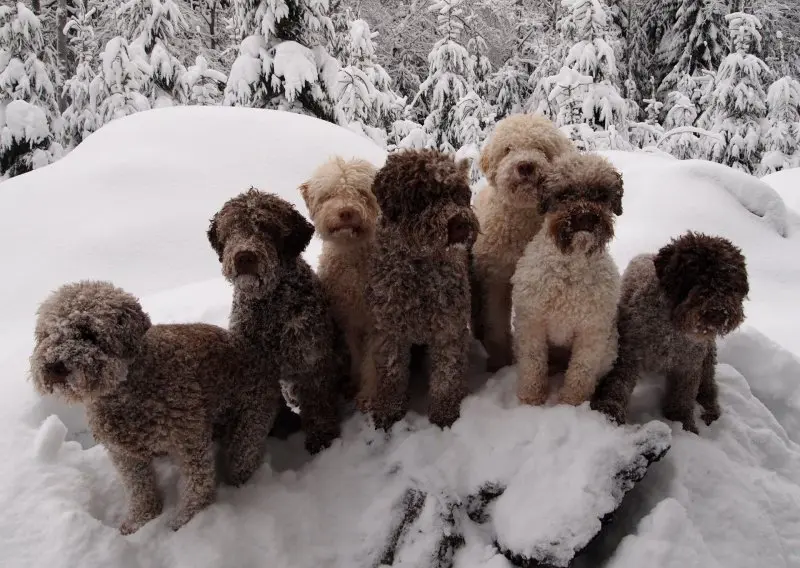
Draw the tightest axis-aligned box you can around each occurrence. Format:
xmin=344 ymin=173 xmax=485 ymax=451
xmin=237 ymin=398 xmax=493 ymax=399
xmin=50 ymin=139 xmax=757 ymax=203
xmin=592 ymin=232 xmax=749 ymax=433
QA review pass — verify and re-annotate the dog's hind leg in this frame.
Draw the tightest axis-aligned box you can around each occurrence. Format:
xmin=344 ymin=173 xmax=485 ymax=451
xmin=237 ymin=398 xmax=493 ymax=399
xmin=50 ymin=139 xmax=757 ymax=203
xmin=481 ymin=277 xmax=514 ymax=372
xmin=169 ymin=429 xmax=216 ymax=531
xmin=110 ymin=450 xmax=162 ymax=535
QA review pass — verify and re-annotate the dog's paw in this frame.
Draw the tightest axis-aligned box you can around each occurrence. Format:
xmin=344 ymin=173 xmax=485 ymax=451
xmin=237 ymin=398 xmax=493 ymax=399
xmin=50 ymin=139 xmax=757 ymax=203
xmin=167 ymin=508 xmax=199 ymax=532
xmin=119 ymin=514 xmax=156 ymax=535
xmin=590 ymin=399 xmax=626 ymax=425
xmin=664 ymin=408 xmax=699 ymax=435
xmin=304 ymin=426 xmax=340 ymax=455
xmin=372 ymin=410 xmax=403 ymax=433
xmin=557 ymin=391 xmax=590 ymax=407
xmin=428 ymin=405 xmax=459 ymax=429
xmin=701 ymin=406 xmax=721 ymax=426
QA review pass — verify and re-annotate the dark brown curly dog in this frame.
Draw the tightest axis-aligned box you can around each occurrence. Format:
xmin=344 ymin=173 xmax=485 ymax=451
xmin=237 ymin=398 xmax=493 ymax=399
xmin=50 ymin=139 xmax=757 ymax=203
xmin=591 ymin=232 xmax=749 ymax=433
xmin=360 ymin=149 xmax=479 ymax=430
xmin=208 ymin=189 xmax=343 ymax=454
xmin=30 ymin=281 xmax=282 ymax=534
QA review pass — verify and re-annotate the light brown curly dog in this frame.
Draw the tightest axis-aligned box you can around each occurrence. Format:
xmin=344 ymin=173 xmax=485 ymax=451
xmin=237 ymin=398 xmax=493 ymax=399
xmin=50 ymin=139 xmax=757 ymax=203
xmin=299 ymin=156 xmax=379 ymax=397
xmin=207 ymin=189 xmax=343 ymax=454
xmin=472 ymin=114 xmax=576 ymax=372
xmin=512 ymin=153 xmax=624 ymax=407
xmin=30 ymin=281 xmax=281 ymax=534
xmin=592 ymin=232 xmax=749 ymax=434
xmin=362 ymin=149 xmax=479 ymax=430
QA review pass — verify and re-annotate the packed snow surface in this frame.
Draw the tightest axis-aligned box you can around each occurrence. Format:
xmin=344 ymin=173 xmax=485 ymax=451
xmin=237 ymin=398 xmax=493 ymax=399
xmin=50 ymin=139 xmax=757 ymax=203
xmin=1 ymin=108 xmax=800 ymax=567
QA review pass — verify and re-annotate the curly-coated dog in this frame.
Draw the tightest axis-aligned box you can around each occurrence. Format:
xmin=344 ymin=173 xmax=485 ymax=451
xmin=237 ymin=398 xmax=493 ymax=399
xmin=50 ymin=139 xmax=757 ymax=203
xmin=299 ymin=157 xmax=379 ymax=396
xmin=208 ymin=189 xmax=342 ymax=454
xmin=30 ymin=281 xmax=281 ymax=534
xmin=512 ymin=153 xmax=623 ymax=406
xmin=362 ymin=149 xmax=479 ymax=429
xmin=472 ymin=114 xmax=576 ymax=372
xmin=591 ymin=232 xmax=749 ymax=433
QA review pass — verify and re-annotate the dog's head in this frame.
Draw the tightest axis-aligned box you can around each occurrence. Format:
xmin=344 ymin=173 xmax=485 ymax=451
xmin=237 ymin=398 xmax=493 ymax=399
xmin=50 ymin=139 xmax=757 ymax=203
xmin=372 ymin=149 xmax=479 ymax=254
xmin=30 ymin=281 xmax=151 ymax=402
xmin=540 ymin=153 xmax=623 ymax=254
xmin=208 ymin=189 xmax=314 ymax=298
xmin=299 ymin=157 xmax=379 ymax=246
xmin=479 ymin=114 xmax=574 ymax=206
xmin=654 ymin=232 xmax=749 ymax=339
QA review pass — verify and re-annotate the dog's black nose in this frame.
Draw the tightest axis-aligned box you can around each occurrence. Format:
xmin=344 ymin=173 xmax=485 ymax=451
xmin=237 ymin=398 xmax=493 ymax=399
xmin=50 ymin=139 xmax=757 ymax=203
xmin=572 ymin=211 xmax=599 ymax=232
xmin=46 ymin=361 xmax=69 ymax=381
xmin=517 ymin=162 xmax=535 ymax=177
xmin=234 ymin=251 xmax=259 ymax=275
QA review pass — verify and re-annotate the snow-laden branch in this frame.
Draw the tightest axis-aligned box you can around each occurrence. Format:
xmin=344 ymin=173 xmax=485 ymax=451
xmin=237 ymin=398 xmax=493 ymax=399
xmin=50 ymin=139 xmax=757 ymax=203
xmin=655 ymin=126 xmax=725 ymax=148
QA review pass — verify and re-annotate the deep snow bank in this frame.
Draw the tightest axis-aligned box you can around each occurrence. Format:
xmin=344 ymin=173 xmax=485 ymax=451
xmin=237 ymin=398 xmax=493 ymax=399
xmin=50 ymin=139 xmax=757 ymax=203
xmin=2 ymin=109 xmax=800 ymax=567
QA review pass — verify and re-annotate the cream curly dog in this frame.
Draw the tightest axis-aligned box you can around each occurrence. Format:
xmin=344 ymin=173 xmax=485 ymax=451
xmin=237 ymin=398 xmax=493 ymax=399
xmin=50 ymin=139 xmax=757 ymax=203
xmin=472 ymin=114 xmax=576 ymax=372
xmin=512 ymin=153 xmax=624 ymax=406
xmin=30 ymin=281 xmax=281 ymax=534
xmin=592 ymin=232 xmax=749 ymax=433
xmin=363 ymin=149 xmax=479 ymax=429
xmin=299 ymin=157 xmax=379 ymax=397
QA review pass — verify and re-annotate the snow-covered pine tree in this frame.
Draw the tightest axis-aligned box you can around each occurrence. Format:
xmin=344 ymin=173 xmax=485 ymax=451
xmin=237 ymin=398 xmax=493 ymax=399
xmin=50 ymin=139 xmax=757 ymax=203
xmin=96 ymin=36 xmax=152 ymax=124
xmin=116 ymin=0 xmax=189 ymax=106
xmin=453 ymin=90 xmax=495 ymax=183
xmin=656 ymin=0 xmax=730 ymax=98
xmin=0 ymin=2 xmax=63 ymax=177
xmin=61 ymin=0 xmax=103 ymax=147
xmin=409 ymin=0 xmax=476 ymax=153
xmin=760 ymin=32 xmax=800 ymax=174
xmin=701 ymin=12 xmax=772 ymax=173
xmin=660 ymin=90 xmax=701 ymax=159
xmin=629 ymin=76 xmax=664 ymax=149
xmin=181 ymin=55 xmax=227 ymax=105
xmin=224 ymin=0 xmax=340 ymax=122
xmin=535 ymin=0 xmax=630 ymax=149
xmin=335 ymin=18 xmax=404 ymax=148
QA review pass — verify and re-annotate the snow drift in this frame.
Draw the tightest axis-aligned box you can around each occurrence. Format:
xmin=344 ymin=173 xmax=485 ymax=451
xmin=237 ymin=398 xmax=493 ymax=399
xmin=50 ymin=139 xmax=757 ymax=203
xmin=1 ymin=108 xmax=800 ymax=567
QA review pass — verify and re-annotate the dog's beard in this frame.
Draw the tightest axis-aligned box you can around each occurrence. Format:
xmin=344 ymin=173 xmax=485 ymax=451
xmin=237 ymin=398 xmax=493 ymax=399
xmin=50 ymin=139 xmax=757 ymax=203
xmin=34 ymin=352 xmax=129 ymax=402
xmin=318 ymin=202 xmax=373 ymax=245
xmin=233 ymin=273 xmax=278 ymax=299
xmin=672 ymin=299 xmax=744 ymax=340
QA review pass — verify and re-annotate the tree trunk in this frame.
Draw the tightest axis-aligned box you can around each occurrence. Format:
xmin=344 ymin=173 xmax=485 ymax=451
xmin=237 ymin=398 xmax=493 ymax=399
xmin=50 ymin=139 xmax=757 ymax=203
xmin=56 ymin=0 xmax=69 ymax=111
xmin=209 ymin=0 xmax=217 ymax=50
xmin=31 ymin=0 xmax=41 ymax=13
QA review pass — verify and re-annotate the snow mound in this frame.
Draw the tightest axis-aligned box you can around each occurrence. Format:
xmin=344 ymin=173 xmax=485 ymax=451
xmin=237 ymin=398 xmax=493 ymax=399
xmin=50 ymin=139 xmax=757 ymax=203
xmin=762 ymin=167 xmax=800 ymax=214
xmin=0 ymin=370 xmax=668 ymax=568
xmin=2 ymin=108 xmax=800 ymax=567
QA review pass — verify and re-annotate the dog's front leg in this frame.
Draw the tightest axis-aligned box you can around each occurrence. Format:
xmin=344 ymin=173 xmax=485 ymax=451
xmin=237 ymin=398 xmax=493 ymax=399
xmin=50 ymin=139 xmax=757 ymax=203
xmin=696 ymin=346 xmax=721 ymax=426
xmin=591 ymin=319 xmax=639 ymax=424
xmin=169 ymin=431 xmax=216 ymax=531
xmin=514 ymin=319 xmax=549 ymax=406
xmin=662 ymin=364 xmax=703 ymax=434
xmin=109 ymin=449 xmax=162 ymax=535
xmin=371 ymin=332 xmax=411 ymax=431
xmin=559 ymin=328 xmax=612 ymax=407
xmin=224 ymin=384 xmax=282 ymax=486
xmin=428 ymin=328 xmax=470 ymax=428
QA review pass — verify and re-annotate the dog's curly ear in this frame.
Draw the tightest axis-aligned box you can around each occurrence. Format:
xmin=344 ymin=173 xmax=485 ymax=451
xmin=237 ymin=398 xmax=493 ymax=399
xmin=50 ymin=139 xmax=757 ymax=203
xmin=298 ymin=181 xmax=311 ymax=207
xmin=207 ymin=214 xmax=223 ymax=261
xmin=653 ymin=241 xmax=674 ymax=284
xmin=611 ymin=170 xmax=624 ymax=216
xmin=283 ymin=206 xmax=314 ymax=258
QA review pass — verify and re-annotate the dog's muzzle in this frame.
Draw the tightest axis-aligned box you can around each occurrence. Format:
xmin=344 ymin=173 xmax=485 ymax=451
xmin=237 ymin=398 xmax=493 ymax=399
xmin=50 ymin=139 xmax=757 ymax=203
xmin=234 ymin=251 xmax=259 ymax=276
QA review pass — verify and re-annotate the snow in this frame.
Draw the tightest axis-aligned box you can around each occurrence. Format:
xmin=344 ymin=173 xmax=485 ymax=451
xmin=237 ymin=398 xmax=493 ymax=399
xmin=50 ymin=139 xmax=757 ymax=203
xmin=1 ymin=98 xmax=49 ymax=143
xmin=1 ymin=108 xmax=800 ymax=567
xmin=272 ymin=41 xmax=319 ymax=101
